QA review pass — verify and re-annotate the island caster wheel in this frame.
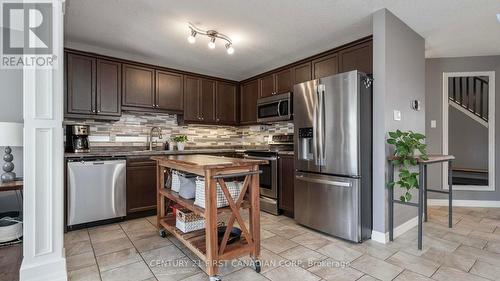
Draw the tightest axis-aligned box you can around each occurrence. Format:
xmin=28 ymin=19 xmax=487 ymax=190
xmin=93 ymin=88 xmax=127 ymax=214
xmin=159 ymin=229 xmax=167 ymax=238
xmin=209 ymin=275 xmax=222 ymax=281
xmin=252 ymin=259 xmax=261 ymax=273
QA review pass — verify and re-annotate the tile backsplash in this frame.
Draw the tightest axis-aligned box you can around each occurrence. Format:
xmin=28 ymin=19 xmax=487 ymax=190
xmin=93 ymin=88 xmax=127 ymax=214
xmin=64 ymin=112 xmax=293 ymax=148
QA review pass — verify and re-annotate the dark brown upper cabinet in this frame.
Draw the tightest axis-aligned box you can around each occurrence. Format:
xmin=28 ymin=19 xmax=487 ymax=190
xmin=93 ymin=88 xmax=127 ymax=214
xmin=183 ymin=75 xmax=201 ymax=122
xmin=312 ymin=53 xmax=339 ymax=79
xmin=96 ymin=59 xmax=121 ymax=116
xmin=183 ymin=76 xmax=216 ymax=123
xmin=66 ymin=53 xmax=95 ymax=116
xmin=339 ymin=41 xmax=373 ymax=74
xmin=240 ymin=80 xmax=259 ymax=124
xmin=292 ymin=62 xmax=312 ymax=85
xmin=122 ymin=64 xmax=155 ymax=109
xmin=156 ymin=70 xmax=183 ymax=112
xmin=200 ymin=79 xmax=216 ymax=123
xmin=66 ymin=53 xmax=121 ymax=119
xmin=259 ymin=74 xmax=274 ymax=98
xmin=259 ymin=69 xmax=292 ymax=98
xmin=274 ymin=68 xmax=292 ymax=94
xmin=216 ymin=82 xmax=238 ymax=125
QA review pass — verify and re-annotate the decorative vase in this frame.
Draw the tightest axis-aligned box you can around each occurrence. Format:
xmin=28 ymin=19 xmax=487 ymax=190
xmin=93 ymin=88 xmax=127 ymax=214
xmin=177 ymin=142 xmax=185 ymax=151
xmin=1 ymin=147 xmax=15 ymax=183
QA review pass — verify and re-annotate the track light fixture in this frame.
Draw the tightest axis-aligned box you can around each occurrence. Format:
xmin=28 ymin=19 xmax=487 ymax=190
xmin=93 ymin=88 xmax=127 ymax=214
xmin=188 ymin=23 xmax=234 ymax=55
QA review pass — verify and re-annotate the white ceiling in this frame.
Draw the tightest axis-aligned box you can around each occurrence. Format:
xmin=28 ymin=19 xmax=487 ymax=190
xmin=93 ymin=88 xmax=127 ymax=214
xmin=65 ymin=0 xmax=500 ymax=81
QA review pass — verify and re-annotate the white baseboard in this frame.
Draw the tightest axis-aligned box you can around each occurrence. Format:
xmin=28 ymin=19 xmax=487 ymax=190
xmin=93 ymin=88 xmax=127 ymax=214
xmin=371 ymin=230 xmax=388 ymax=244
xmin=427 ymin=199 xmax=500 ymax=208
xmin=371 ymin=216 xmax=418 ymax=244
xmin=20 ymin=257 xmax=67 ymax=281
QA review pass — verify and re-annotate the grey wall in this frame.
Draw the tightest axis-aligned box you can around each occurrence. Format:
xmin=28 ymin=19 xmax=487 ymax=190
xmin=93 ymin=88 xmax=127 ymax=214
xmin=372 ymin=9 xmax=426 ymax=234
xmin=449 ymin=106 xmax=488 ymax=170
xmin=0 ymin=68 xmax=23 ymax=212
xmin=426 ymin=56 xmax=500 ymax=200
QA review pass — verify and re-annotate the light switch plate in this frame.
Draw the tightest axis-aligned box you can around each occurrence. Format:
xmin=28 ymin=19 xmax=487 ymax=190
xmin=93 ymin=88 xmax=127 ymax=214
xmin=431 ymin=120 xmax=437 ymax=128
xmin=393 ymin=110 xmax=401 ymax=121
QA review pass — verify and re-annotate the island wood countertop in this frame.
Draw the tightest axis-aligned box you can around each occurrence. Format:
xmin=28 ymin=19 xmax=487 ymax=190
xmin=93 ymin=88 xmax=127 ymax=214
xmin=151 ymin=154 xmax=268 ymax=176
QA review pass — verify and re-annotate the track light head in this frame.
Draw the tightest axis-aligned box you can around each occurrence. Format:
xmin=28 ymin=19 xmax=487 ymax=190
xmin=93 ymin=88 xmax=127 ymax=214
xmin=187 ymin=29 xmax=196 ymax=44
xmin=226 ymin=43 xmax=234 ymax=55
xmin=208 ymin=37 xmax=216 ymax=49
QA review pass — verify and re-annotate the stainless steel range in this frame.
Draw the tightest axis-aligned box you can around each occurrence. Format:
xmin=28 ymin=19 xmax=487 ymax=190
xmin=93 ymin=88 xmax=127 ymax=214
xmin=244 ymin=134 xmax=293 ymax=215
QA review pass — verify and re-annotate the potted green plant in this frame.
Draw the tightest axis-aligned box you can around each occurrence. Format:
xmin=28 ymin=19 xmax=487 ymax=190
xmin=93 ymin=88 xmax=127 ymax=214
xmin=172 ymin=135 xmax=188 ymax=151
xmin=387 ymin=130 xmax=428 ymax=202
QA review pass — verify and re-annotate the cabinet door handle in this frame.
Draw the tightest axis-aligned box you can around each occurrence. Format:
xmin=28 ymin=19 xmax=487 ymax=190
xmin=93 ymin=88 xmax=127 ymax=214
xmin=97 ymin=110 xmax=101 ymax=113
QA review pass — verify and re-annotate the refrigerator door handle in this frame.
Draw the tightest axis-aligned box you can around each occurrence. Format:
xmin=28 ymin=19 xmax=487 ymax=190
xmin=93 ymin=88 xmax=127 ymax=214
xmin=317 ymin=84 xmax=326 ymax=166
xmin=295 ymin=174 xmax=351 ymax=187
xmin=313 ymin=83 xmax=320 ymax=165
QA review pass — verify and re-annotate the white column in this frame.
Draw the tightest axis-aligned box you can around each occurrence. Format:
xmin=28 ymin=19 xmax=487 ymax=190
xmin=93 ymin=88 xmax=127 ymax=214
xmin=20 ymin=1 xmax=67 ymax=280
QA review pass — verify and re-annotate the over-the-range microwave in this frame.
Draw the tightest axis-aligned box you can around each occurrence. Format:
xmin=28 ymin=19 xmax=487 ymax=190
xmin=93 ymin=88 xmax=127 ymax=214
xmin=257 ymin=92 xmax=293 ymax=123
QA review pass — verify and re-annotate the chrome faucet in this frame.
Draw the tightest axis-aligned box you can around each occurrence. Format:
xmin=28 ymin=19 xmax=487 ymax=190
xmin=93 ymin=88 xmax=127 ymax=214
xmin=148 ymin=127 xmax=163 ymax=151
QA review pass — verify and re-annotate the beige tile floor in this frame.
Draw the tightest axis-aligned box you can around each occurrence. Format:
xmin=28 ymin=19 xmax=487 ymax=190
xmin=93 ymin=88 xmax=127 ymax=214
xmin=4 ymin=206 xmax=500 ymax=281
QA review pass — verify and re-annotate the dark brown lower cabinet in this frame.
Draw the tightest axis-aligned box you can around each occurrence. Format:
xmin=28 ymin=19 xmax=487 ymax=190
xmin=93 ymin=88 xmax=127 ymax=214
xmin=279 ymin=154 xmax=295 ymax=217
xmin=126 ymin=158 xmax=157 ymax=214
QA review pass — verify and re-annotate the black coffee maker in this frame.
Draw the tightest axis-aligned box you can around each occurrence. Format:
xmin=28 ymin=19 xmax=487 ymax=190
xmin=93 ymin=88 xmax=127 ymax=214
xmin=65 ymin=125 xmax=90 ymax=153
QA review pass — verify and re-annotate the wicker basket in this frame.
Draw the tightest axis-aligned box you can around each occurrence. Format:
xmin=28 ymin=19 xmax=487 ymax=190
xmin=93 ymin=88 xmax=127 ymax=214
xmin=193 ymin=178 xmax=243 ymax=208
xmin=175 ymin=208 xmax=225 ymax=233
xmin=175 ymin=208 xmax=205 ymax=233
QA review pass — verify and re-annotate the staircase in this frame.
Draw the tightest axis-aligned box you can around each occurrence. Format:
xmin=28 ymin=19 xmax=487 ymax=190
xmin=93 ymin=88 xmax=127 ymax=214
xmin=448 ymin=76 xmax=489 ymax=125
xmin=452 ymin=168 xmax=488 ymax=186
xmin=448 ymin=76 xmax=489 ymax=185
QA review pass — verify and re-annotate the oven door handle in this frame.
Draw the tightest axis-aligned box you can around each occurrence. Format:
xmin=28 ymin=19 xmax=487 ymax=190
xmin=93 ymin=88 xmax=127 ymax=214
xmin=243 ymin=154 xmax=277 ymax=161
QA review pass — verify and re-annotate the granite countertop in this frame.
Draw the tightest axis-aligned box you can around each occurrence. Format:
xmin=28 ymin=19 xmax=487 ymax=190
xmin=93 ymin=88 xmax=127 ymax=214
xmin=64 ymin=146 xmax=258 ymax=159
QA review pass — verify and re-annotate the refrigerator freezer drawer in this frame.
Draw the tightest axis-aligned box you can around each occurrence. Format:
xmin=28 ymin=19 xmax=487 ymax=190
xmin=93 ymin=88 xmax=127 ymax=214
xmin=67 ymin=159 xmax=127 ymax=226
xmin=294 ymin=172 xmax=361 ymax=242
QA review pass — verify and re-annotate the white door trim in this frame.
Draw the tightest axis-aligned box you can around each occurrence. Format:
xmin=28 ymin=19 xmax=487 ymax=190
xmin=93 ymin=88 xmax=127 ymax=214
xmin=442 ymin=71 xmax=495 ymax=192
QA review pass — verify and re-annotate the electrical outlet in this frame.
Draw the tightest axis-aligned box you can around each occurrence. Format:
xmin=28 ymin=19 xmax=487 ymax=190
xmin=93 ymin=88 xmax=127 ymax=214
xmin=431 ymin=120 xmax=437 ymax=128
xmin=393 ymin=110 xmax=401 ymax=121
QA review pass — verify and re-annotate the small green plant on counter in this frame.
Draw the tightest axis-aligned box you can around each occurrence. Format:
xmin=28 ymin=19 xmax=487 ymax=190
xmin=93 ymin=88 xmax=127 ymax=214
xmin=387 ymin=130 xmax=428 ymax=202
xmin=172 ymin=135 xmax=188 ymax=143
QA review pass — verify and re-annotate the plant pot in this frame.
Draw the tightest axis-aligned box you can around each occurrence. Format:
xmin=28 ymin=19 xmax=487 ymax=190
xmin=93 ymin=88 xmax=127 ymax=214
xmin=177 ymin=142 xmax=186 ymax=151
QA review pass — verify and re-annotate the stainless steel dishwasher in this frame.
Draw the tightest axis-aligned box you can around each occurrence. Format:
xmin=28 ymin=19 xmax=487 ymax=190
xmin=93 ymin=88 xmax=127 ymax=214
xmin=67 ymin=158 xmax=126 ymax=226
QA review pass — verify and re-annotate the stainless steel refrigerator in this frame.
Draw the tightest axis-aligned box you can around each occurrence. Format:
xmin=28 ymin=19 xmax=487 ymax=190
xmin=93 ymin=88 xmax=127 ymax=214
xmin=293 ymin=70 xmax=372 ymax=242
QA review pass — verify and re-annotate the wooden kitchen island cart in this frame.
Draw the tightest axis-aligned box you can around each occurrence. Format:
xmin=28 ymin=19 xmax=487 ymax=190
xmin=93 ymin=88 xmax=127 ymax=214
xmin=151 ymin=155 xmax=267 ymax=281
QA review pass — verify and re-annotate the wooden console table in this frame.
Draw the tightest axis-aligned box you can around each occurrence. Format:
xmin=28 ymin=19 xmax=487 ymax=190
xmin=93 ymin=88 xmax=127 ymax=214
xmin=0 ymin=180 xmax=23 ymax=192
xmin=388 ymin=155 xmax=455 ymax=250
xmin=151 ymin=155 xmax=267 ymax=281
